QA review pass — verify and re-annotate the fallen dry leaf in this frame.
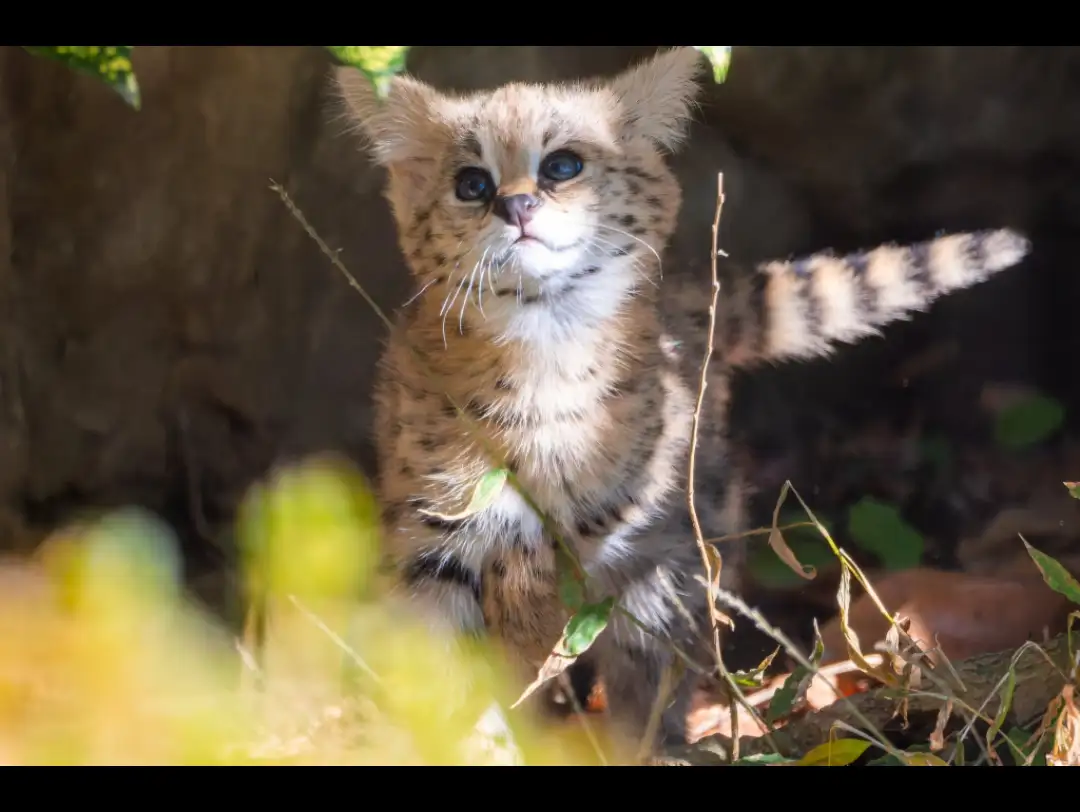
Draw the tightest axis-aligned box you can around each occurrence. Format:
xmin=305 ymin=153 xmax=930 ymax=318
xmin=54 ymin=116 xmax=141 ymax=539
xmin=1048 ymin=685 xmax=1080 ymax=766
xmin=818 ymin=568 xmax=1071 ymax=666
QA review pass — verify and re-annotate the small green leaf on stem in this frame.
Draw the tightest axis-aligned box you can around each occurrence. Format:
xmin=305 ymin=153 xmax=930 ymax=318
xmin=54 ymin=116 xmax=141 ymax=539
xmin=985 ymin=667 xmax=1017 ymax=764
xmin=418 ymin=467 xmax=507 ymax=522
xmin=1022 ymin=537 xmax=1080 ymax=604
xmin=559 ymin=597 xmax=616 ymax=658
xmin=512 ymin=597 xmax=615 ymax=709
xmin=1065 ymin=482 xmax=1080 ymax=500
xmin=732 ymin=646 xmax=781 ymax=689
xmin=24 ymin=46 xmax=140 ymax=110
xmin=326 ymin=46 xmax=411 ymax=98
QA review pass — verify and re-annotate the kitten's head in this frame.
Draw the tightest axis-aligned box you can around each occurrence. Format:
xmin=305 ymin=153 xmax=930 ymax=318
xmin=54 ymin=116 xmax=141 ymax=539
xmin=337 ymin=48 xmax=703 ymax=307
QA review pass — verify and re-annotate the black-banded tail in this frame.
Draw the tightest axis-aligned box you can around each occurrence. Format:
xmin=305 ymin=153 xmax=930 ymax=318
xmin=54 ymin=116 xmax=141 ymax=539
xmin=712 ymin=228 xmax=1030 ymax=368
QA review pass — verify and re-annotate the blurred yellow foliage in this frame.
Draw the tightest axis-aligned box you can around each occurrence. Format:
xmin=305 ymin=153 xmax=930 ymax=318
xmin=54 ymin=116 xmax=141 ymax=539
xmin=0 ymin=455 xmax=611 ymax=765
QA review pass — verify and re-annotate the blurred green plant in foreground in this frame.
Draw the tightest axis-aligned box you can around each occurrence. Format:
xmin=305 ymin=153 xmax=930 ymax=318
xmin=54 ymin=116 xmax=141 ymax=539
xmin=0 ymin=455 xmax=609 ymax=765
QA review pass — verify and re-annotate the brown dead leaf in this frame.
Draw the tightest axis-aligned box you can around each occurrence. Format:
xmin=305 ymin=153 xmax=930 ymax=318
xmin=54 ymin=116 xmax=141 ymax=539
xmin=930 ymin=698 xmax=954 ymax=752
xmin=1048 ymin=685 xmax=1080 ymax=766
xmin=686 ymin=686 xmax=772 ymax=741
xmin=513 ymin=652 xmax=575 ymax=710
xmin=818 ymin=568 xmax=1071 ymax=667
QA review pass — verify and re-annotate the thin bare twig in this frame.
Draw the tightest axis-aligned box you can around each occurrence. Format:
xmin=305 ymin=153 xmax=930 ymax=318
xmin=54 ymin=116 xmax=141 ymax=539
xmin=685 ymin=173 xmax=765 ymax=760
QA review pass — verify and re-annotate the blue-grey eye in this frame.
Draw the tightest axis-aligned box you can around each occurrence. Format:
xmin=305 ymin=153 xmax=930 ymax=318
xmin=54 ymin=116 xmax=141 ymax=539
xmin=540 ymin=150 xmax=584 ymax=182
xmin=455 ymin=167 xmax=493 ymax=202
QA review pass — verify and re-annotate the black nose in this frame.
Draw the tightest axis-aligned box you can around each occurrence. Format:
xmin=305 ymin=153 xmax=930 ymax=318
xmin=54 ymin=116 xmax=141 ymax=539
xmin=493 ymin=193 xmax=541 ymax=229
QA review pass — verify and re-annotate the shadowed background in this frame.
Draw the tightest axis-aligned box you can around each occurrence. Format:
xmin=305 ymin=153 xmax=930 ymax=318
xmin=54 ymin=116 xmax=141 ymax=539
xmin=0 ymin=46 xmax=1076 ymax=650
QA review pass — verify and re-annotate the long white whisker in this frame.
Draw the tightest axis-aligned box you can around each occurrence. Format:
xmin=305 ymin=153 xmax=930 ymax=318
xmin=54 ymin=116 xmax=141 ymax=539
xmin=442 ymin=270 xmax=469 ymax=348
xmin=403 ymin=276 xmax=438 ymax=308
xmin=440 ymin=263 xmax=462 ymax=317
xmin=584 ymin=238 xmax=658 ymax=290
xmin=594 ymin=222 xmax=664 ymax=278
xmin=475 ymin=247 xmax=491 ymax=318
xmin=459 ymin=262 xmax=479 ymax=335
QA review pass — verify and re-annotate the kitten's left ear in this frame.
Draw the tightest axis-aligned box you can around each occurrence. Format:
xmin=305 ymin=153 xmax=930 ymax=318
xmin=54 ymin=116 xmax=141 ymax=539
xmin=608 ymin=47 xmax=705 ymax=152
xmin=335 ymin=66 xmax=443 ymax=165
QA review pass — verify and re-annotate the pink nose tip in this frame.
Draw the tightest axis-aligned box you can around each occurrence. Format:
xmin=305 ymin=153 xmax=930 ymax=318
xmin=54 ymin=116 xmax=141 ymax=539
xmin=494 ymin=193 xmax=541 ymax=229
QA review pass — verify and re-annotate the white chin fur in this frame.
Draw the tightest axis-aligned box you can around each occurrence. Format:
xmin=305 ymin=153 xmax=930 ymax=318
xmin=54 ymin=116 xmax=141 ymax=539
xmin=508 ymin=240 xmax=583 ymax=279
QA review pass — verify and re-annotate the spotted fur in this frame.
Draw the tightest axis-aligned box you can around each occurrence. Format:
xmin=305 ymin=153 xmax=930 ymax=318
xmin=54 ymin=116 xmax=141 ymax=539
xmin=335 ymin=48 xmax=1031 ymax=751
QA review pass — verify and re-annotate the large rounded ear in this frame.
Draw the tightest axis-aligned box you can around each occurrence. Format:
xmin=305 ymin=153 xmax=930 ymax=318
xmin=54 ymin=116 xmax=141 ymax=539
xmin=335 ymin=67 xmax=443 ymax=166
xmin=607 ymin=47 xmax=706 ymax=153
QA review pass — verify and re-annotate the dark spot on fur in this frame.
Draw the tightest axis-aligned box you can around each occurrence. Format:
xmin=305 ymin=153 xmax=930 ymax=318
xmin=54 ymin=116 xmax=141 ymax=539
xmin=908 ymin=241 xmax=933 ymax=294
xmin=569 ymin=266 xmax=600 ymax=280
xmin=646 ymin=196 xmax=662 ymax=208
xmin=495 ymin=376 xmax=513 ymax=391
xmin=419 ymin=435 xmax=438 ymax=451
xmin=403 ymin=551 xmax=480 ymax=600
xmin=797 ymin=272 xmax=823 ymax=342
xmin=462 ymin=133 xmax=483 ymax=158
xmin=965 ymin=231 xmax=989 ymax=271
xmin=619 ymin=214 xmax=637 ymax=228
xmin=576 ymin=502 xmax=625 ymax=538
xmin=842 ymin=251 xmax=877 ymax=321
xmin=433 ymin=252 xmax=447 ymax=267
xmin=465 ymin=398 xmax=488 ymax=419
xmin=627 ymin=179 xmax=642 ymax=195
xmin=490 ymin=558 xmax=508 ymax=577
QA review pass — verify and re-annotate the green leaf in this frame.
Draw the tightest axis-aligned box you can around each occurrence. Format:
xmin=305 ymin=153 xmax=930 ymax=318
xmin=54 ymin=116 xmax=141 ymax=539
xmin=1022 ymin=538 xmax=1080 ymax=604
xmin=986 ymin=666 xmax=1017 ymax=757
xmin=326 ymin=46 xmax=411 ymax=98
xmin=847 ymin=498 xmax=924 ymax=571
xmin=994 ymin=392 xmax=1065 ymax=451
xmin=766 ymin=625 xmax=825 ymax=724
xmin=24 ymin=46 xmax=140 ymax=110
xmin=1065 ymin=482 xmax=1080 ymax=500
xmin=558 ymin=597 xmax=615 ymax=658
xmin=693 ymin=46 xmax=732 ymax=84
xmin=418 ymin=467 xmax=507 ymax=522
xmin=731 ymin=646 xmax=781 ymax=689
xmin=796 ymin=738 xmax=872 ymax=767
xmin=1004 ymin=726 xmax=1048 ymax=766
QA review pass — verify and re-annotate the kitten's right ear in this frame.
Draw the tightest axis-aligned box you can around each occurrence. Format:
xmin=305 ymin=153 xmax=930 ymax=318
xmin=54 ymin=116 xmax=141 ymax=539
xmin=335 ymin=67 xmax=441 ymax=166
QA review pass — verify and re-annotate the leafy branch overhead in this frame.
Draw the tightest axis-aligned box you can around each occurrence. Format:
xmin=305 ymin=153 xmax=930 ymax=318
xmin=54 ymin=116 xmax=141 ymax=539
xmin=330 ymin=46 xmax=734 ymax=97
xmin=22 ymin=46 xmax=733 ymax=109
xmin=23 ymin=46 xmax=140 ymax=109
